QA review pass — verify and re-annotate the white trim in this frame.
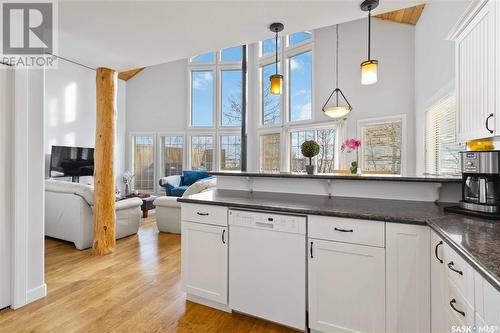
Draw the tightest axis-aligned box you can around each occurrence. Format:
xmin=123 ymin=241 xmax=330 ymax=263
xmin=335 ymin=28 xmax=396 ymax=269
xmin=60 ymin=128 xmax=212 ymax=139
xmin=447 ymin=0 xmax=489 ymax=40
xmin=357 ymin=114 xmax=407 ymax=176
xmin=129 ymin=132 xmax=157 ymax=193
xmin=26 ymin=284 xmax=47 ymax=304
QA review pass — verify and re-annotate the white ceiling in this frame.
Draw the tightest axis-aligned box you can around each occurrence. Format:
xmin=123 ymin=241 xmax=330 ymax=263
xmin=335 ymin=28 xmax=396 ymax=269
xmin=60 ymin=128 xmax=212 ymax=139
xmin=57 ymin=0 xmax=424 ymax=71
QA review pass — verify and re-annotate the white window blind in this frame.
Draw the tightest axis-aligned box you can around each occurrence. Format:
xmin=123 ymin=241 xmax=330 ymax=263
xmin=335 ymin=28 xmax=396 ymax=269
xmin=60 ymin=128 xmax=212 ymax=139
xmin=425 ymin=95 xmax=462 ymax=175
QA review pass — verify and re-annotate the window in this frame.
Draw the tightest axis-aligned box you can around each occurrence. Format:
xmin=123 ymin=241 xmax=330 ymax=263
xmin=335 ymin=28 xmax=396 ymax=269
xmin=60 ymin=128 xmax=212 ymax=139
xmin=425 ymin=95 xmax=462 ymax=175
xmin=360 ymin=119 xmax=402 ymax=174
xmin=131 ymin=135 xmax=155 ymax=191
xmin=261 ymin=62 xmax=281 ymax=125
xmin=261 ymin=37 xmax=280 ymax=57
xmin=290 ymin=128 xmax=336 ymax=173
xmin=191 ymin=136 xmax=214 ymax=170
xmin=260 ymin=133 xmax=280 ymax=172
xmin=191 ymin=52 xmax=214 ymax=63
xmin=220 ymin=135 xmax=241 ymax=170
xmin=160 ymin=135 xmax=183 ymax=177
xmin=191 ymin=70 xmax=214 ymax=127
xmin=221 ymin=46 xmax=242 ymax=62
xmin=290 ymin=130 xmax=314 ymax=172
xmin=289 ymin=51 xmax=312 ymax=122
xmin=289 ymin=31 xmax=312 ymax=46
xmin=221 ymin=70 xmax=242 ymax=126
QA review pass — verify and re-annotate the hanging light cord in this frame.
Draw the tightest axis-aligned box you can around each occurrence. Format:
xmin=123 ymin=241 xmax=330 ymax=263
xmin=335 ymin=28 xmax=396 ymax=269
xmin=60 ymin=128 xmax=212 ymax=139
xmin=368 ymin=7 xmax=372 ymax=60
xmin=336 ymin=24 xmax=339 ymax=106
xmin=275 ymin=29 xmax=279 ymax=74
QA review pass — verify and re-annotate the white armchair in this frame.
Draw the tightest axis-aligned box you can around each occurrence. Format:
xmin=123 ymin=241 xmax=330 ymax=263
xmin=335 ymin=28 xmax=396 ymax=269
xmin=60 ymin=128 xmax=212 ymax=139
xmin=154 ymin=177 xmax=216 ymax=234
xmin=45 ymin=179 xmax=143 ymax=250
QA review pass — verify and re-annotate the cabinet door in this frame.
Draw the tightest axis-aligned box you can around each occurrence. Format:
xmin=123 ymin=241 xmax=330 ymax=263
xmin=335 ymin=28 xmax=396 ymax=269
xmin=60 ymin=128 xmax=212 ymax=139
xmin=456 ymin=1 xmax=496 ymax=142
xmin=386 ymin=224 xmax=430 ymax=333
xmin=181 ymin=221 xmax=228 ymax=305
xmin=474 ymin=272 xmax=500 ymax=329
xmin=431 ymin=231 xmax=447 ymax=333
xmin=308 ymin=239 xmax=385 ymax=333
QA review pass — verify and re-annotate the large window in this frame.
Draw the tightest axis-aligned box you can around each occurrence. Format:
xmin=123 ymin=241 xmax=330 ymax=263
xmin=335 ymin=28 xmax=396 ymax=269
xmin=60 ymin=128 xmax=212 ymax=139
xmin=260 ymin=133 xmax=281 ymax=173
xmin=425 ymin=95 xmax=462 ymax=175
xmin=191 ymin=52 xmax=215 ymax=63
xmin=131 ymin=134 xmax=155 ymax=191
xmin=220 ymin=135 xmax=241 ymax=170
xmin=191 ymin=136 xmax=214 ymax=171
xmin=160 ymin=135 xmax=183 ymax=177
xmin=289 ymin=31 xmax=312 ymax=46
xmin=290 ymin=128 xmax=336 ymax=173
xmin=289 ymin=51 xmax=312 ymax=122
xmin=261 ymin=62 xmax=281 ymax=125
xmin=221 ymin=46 xmax=242 ymax=62
xmin=191 ymin=70 xmax=214 ymax=127
xmin=221 ymin=70 xmax=242 ymax=127
xmin=261 ymin=37 xmax=280 ymax=57
xmin=360 ymin=119 xmax=403 ymax=175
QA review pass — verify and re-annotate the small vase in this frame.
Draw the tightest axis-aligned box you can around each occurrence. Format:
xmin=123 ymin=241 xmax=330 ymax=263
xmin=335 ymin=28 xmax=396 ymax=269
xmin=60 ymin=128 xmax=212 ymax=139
xmin=305 ymin=165 xmax=315 ymax=175
xmin=124 ymin=183 xmax=130 ymax=196
xmin=350 ymin=166 xmax=357 ymax=174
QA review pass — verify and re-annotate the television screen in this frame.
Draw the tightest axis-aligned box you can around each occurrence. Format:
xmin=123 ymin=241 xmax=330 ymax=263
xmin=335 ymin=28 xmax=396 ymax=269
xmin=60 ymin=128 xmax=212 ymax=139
xmin=50 ymin=146 xmax=94 ymax=178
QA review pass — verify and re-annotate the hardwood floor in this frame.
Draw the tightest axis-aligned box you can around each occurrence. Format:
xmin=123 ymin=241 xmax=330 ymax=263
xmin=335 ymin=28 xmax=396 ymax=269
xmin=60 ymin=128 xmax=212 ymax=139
xmin=0 ymin=217 xmax=296 ymax=333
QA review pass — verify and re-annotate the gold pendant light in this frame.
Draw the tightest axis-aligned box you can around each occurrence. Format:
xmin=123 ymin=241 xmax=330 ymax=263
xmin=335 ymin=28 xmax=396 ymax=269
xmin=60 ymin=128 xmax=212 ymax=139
xmin=360 ymin=0 xmax=379 ymax=85
xmin=322 ymin=24 xmax=352 ymax=119
xmin=269 ymin=22 xmax=284 ymax=95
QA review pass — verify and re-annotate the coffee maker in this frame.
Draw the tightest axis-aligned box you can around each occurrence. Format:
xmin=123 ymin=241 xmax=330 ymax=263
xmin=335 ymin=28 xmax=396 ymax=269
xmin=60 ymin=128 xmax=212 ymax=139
xmin=457 ymin=151 xmax=500 ymax=215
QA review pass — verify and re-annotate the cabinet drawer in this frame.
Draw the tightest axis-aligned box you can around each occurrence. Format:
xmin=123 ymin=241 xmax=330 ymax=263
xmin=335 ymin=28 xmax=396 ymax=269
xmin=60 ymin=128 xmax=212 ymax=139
xmin=444 ymin=278 xmax=475 ymax=329
xmin=443 ymin=243 xmax=475 ymax=306
xmin=308 ymin=215 xmax=385 ymax=248
xmin=181 ymin=204 xmax=228 ymax=226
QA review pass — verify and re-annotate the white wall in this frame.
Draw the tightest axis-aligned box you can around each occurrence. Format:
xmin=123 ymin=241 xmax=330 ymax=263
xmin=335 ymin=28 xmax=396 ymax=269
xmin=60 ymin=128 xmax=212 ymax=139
xmin=126 ymin=18 xmax=416 ymax=175
xmin=0 ymin=66 xmax=13 ymax=308
xmin=45 ymin=60 xmax=127 ymax=191
xmin=415 ymin=0 xmax=470 ymax=174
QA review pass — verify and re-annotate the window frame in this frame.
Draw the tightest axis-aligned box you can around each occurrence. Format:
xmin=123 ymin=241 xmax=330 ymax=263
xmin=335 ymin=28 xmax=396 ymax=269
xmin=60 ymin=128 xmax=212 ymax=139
xmin=218 ymin=133 xmax=242 ymax=171
xmin=218 ymin=64 xmax=244 ymax=128
xmin=188 ymin=133 xmax=217 ymax=171
xmin=129 ymin=132 xmax=157 ymax=193
xmin=219 ymin=46 xmax=244 ymax=65
xmin=286 ymin=31 xmax=313 ymax=48
xmin=286 ymin=46 xmax=314 ymax=124
xmin=188 ymin=67 xmax=217 ymax=129
xmin=189 ymin=52 xmax=216 ymax=64
xmin=357 ymin=115 xmax=407 ymax=176
xmin=157 ymin=132 xmax=185 ymax=192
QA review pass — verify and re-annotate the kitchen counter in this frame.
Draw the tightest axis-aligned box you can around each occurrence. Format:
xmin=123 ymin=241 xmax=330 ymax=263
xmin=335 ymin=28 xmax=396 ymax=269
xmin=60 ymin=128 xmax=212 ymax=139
xmin=178 ymin=189 xmax=500 ymax=292
xmin=209 ymin=171 xmax=462 ymax=183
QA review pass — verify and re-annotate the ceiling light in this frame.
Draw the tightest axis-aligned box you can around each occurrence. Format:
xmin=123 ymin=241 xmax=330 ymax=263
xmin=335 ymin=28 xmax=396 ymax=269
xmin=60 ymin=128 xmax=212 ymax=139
xmin=360 ymin=0 xmax=379 ymax=85
xmin=269 ymin=22 xmax=284 ymax=95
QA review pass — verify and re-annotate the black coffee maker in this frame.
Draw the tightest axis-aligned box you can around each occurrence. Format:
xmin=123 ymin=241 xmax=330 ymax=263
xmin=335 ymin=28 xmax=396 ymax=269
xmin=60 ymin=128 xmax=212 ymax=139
xmin=458 ymin=151 xmax=500 ymax=215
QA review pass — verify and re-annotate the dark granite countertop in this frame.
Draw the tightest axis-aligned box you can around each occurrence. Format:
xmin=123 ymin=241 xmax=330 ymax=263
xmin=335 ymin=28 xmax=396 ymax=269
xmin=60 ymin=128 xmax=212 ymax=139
xmin=178 ymin=189 xmax=500 ymax=292
xmin=209 ymin=171 xmax=462 ymax=183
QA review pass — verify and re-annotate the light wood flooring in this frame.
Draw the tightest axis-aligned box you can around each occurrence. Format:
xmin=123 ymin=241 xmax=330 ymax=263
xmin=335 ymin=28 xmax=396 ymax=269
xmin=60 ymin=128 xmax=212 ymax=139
xmin=0 ymin=217 xmax=296 ymax=333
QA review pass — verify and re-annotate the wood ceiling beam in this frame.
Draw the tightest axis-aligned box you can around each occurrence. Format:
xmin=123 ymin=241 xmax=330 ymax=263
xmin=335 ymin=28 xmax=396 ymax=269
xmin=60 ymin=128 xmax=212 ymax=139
xmin=118 ymin=67 xmax=145 ymax=81
xmin=375 ymin=4 xmax=426 ymax=26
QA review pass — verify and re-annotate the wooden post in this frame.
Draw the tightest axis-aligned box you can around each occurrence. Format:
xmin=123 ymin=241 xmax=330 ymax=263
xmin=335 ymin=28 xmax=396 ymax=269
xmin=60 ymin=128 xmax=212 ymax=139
xmin=93 ymin=68 xmax=117 ymax=255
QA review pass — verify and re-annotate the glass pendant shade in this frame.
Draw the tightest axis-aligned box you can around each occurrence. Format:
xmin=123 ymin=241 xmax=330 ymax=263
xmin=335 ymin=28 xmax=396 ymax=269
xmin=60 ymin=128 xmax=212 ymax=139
xmin=270 ymin=74 xmax=283 ymax=95
xmin=361 ymin=60 xmax=378 ymax=85
xmin=322 ymin=88 xmax=352 ymax=119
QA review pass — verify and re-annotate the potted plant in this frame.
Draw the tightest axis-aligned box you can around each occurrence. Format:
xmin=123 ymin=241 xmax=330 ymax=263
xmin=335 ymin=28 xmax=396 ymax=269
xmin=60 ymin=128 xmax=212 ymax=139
xmin=341 ymin=138 xmax=361 ymax=174
xmin=301 ymin=140 xmax=320 ymax=175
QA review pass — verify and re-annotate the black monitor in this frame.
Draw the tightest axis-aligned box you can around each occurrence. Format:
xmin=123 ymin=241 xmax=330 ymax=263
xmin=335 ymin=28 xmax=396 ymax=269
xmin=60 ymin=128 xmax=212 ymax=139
xmin=50 ymin=145 xmax=94 ymax=182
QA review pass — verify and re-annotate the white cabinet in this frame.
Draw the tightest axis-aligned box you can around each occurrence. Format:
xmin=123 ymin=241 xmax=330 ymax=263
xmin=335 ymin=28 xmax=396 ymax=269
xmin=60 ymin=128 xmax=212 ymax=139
xmin=386 ymin=223 xmax=430 ymax=333
xmin=449 ymin=0 xmax=498 ymax=142
xmin=308 ymin=239 xmax=385 ymax=333
xmin=181 ymin=220 xmax=228 ymax=307
xmin=475 ymin=272 xmax=500 ymax=329
xmin=431 ymin=231 xmax=447 ymax=333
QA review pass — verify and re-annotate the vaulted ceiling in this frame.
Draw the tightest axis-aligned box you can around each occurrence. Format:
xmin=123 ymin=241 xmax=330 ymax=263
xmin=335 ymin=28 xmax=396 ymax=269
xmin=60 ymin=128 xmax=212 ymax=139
xmin=375 ymin=4 xmax=426 ymax=25
xmin=57 ymin=0 xmax=425 ymax=72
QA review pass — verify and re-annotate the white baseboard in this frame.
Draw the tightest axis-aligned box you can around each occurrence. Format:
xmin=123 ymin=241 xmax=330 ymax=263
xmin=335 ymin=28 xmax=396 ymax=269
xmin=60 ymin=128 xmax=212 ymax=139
xmin=186 ymin=293 xmax=232 ymax=313
xmin=26 ymin=283 xmax=47 ymax=304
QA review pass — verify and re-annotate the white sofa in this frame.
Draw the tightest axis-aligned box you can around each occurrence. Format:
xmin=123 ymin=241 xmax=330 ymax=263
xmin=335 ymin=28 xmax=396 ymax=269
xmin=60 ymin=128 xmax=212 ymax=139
xmin=45 ymin=179 xmax=143 ymax=250
xmin=154 ymin=176 xmax=216 ymax=234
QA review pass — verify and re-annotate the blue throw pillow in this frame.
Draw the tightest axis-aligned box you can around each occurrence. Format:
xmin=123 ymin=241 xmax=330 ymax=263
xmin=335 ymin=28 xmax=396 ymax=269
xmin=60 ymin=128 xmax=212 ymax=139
xmin=171 ymin=186 xmax=189 ymax=197
xmin=183 ymin=170 xmax=208 ymax=186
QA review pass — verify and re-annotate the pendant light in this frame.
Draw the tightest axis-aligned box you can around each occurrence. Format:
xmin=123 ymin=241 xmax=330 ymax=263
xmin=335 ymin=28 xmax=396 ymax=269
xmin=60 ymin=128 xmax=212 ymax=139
xmin=360 ymin=0 xmax=379 ymax=85
xmin=269 ymin=22 xmax=284 ymax=95
xmin=322 ymin=24 xmax=352 ymax=119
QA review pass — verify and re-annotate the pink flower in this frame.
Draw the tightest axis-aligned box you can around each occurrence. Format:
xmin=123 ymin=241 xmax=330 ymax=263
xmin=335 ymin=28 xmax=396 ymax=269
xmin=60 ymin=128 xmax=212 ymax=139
xmin=341 ymin=138 xmax=361 ymax=153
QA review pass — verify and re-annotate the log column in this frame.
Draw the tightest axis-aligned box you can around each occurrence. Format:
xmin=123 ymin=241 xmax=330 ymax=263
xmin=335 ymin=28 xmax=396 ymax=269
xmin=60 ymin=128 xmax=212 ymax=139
xmin=93 ymin=67 xmax=117 ymax=255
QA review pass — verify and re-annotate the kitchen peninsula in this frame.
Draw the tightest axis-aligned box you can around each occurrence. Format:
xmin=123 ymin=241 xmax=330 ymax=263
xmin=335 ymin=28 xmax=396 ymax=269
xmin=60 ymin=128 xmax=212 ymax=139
xmin=178 ymin=172 xmax=499 ymax=333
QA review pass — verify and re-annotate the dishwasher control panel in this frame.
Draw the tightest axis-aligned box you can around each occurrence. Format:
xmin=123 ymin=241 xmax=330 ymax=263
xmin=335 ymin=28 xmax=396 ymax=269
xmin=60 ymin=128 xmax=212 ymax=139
xmin=229 ymin=209 xmax=306 ymax=235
